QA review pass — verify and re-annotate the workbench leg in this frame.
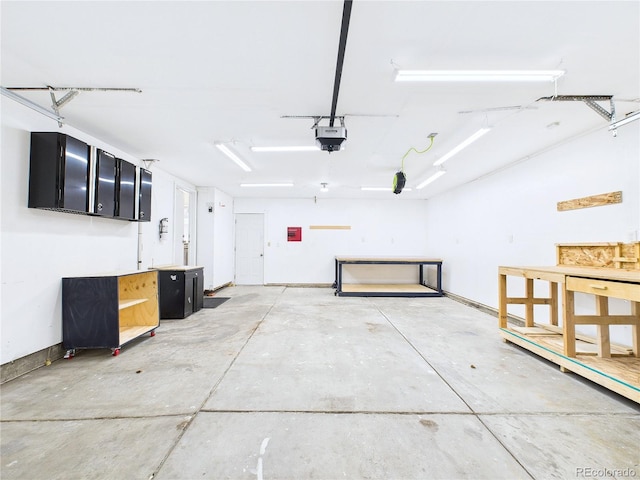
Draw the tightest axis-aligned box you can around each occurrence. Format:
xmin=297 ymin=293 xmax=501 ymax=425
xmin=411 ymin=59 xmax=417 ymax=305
xmin=525 ymin=278 xmax=534 ymax=327
xmin=498 ymin=273 xmax=507 ymax=328
xmin=632 ymin=301 xmax=639 ymax=358
xmin=550 ymin=281 xmax=559 ymax=326
xmin=563 ymin=286 xmax=576 ymax=357
xmin=595 ymin=295 xmax=611 ymax=358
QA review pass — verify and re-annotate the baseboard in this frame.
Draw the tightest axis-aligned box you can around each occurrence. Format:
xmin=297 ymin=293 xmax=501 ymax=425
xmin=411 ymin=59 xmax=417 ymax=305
xmin=1 ymin=344 xmax=66 ymax=384
xmin=444 ymin=290 xmax=525 ymax=327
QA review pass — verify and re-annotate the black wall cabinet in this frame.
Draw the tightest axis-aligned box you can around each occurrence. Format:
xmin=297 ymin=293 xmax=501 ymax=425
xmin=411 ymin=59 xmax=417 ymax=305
xmin=93 ymin=149 xmax=117 ymax=217
xmin=28 ymin=132 xmax=152 ymax=222
xmin=157 ymin=266 xmax=204 ymax=319
xmin=28 ymin=132 xmax=90 ymax=213
xmin=117 ymin=159 xmax=137 ymax=220
xmin=138 ymin=168 xmax=152 ymax=222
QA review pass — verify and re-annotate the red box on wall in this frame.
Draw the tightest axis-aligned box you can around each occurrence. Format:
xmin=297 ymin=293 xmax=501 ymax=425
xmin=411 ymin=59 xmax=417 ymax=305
xmin=287 ymin=227 xmax=302 ymax=242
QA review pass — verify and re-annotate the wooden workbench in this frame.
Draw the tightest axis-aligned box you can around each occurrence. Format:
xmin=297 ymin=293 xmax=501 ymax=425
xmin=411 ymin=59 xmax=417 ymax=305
xmin=333 ymin=256 xmax=443 ymax=297
xmin=498 ymin=265 xmax=640 ymax=402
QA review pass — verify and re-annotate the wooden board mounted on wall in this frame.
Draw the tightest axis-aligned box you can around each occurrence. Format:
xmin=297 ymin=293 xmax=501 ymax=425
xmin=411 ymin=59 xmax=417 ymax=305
xmin=557 ymin=191 xmax=622 ymax=212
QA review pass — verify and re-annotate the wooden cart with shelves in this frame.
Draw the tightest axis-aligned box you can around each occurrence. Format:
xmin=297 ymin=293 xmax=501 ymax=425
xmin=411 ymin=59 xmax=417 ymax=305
xmin=62 ymin=270 xmax=159 ymax=356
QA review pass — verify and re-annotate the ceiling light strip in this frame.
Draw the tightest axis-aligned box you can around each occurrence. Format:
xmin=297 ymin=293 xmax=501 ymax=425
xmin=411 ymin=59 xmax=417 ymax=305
xmin=433 ymin=128 xmax=491 ymax=166
xmin=251 ymin=146 xmax=320 ymax=152
xmin=395 ymin=70 xmax=565 ymax=82
xmin=215 ymin=143 xmax=252 ymax=172
xmin=240 ymin=183 xmax=294 ymax=187
xmin=416 ymin=170 xmax=447 ymax=189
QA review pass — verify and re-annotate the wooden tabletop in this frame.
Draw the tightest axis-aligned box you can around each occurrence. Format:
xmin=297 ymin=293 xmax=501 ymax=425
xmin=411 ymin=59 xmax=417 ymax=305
xmin=336 ymin=256 xmax=442 ymax=263
xmin=499 ymin=265 xmax=640 ymax=283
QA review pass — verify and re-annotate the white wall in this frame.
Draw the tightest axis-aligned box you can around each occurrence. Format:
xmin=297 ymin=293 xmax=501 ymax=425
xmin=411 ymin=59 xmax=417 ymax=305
xmin=424 ymin=125 xmax=640 ymax=345
xmin=1 ymin=99 xmax=194 ymax=364
xmin=196 ymin=187 xmax=235 ymax=290
xmin=234 ymin=198 xmax=430 ymax=284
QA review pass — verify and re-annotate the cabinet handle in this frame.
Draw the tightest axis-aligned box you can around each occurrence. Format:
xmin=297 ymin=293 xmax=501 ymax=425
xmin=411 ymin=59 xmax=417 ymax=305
xmin=589 ymin=284 xmax=607 ymax=290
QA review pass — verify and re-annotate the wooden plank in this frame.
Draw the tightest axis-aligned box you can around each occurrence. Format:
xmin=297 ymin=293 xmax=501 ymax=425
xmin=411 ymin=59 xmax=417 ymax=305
xmin=596 ymin=295 xmax=611 ymax=358
xmin=538 ymin=324 xmax=633 ymax=354
xmin=500 ymin=328 xmax=640 ymax=403
xmin=119 ymin=325 xmax=154 ymax=345
xmin=557 ymin=191 xmax=622 ymax=212
xmin=498 ymin=273 xmax=507 ymax=328
xmin=309 ymin=225 xmax=351 ymax=230
xmin=341 ymin=283 xmax=436 ymax=293
xmin=556 ymin=242 xmax=639 ymax=269
xmin=119 ymin=298 xmax=148 ymax=310
xmin=511 ymin=326 xmax=560 ymax=335
xmin=499 ymin=265 xmax=640 ymax=283
xmin=336 ymin=256 xmax=442 ymax=263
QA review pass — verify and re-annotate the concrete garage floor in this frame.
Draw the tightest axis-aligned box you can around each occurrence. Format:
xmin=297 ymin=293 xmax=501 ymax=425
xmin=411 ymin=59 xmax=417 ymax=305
xmin=1 ymin=286 xmax=639 ymax=480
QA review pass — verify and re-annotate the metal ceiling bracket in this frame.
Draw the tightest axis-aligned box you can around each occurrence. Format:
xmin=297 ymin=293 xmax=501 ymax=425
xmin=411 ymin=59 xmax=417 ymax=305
xmin=48 ymin=87 xmax=79 ymax=127
xmin=536 ymin=95 xmax=615 ymax=121
xmin=537 ymin=94 xmax=624 ymax=136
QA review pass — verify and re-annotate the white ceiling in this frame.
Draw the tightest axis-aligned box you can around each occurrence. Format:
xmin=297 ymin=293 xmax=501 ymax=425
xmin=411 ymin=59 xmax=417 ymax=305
xmin=2 ymin=1 xmax=639 ymax=199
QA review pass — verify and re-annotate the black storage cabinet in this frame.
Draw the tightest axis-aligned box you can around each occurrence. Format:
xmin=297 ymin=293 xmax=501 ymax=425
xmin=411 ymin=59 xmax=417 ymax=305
xmin=28 ymin=132 xmax=90 ymax=213
xmin=157 ymin=266 xmax=204 ymax=319
xmin=138 ymin=168 xmax=152 ymax=221
xmin=62 ymin=270 xmax=160 ymax=356
xmin=116 ymin=158 xmax=137 ymax=220
xmin=93 ymin=149 xmax=117 ymax=217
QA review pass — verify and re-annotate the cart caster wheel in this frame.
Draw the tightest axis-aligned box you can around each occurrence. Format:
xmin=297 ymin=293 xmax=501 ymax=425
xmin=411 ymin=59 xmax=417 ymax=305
xmin=334 ymin=291 xmax=337 ymax=296
xmin=150 ymin=330 xmax=156 ymax=337
xmin=112 ymin=348 xmax=120 ymax=356
xmin=64 ymin=349 xmax=76 ymax=359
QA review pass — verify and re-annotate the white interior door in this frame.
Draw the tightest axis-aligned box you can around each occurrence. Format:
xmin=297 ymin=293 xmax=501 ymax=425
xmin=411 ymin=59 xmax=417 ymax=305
xmin=235 ymin=213 xmax=264 ymax=285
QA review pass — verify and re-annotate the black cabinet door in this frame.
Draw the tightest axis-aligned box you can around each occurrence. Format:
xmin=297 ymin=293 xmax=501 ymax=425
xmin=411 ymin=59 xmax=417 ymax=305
xmin=193 ymin=268 xmax=204 ymax=312
xmin=138 ymin=168 xmax=152 ymax=221
xmin=94 ymin=149 xmax=117 ymax=216
xmin=62 ymin=135 xmax=90 ymax=212
xmin=28 ymin=132 xmax=89 ymax=213
xmin=159 ymin=271 xmax=186 ymax=319
xmin=116 ymin=159 xmax=136 ymax=220
xmin=62 ymin=277 xmax=120 ymax=348
xmin=184 ymin=272 xmax=195 ymax=317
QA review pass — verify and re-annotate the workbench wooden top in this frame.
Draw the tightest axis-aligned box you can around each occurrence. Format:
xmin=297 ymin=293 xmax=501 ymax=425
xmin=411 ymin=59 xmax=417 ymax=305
xmin=499 ymin=265 xmax=640 ymax=283
xmin=335 ymin=256 xmax=442 ymax=263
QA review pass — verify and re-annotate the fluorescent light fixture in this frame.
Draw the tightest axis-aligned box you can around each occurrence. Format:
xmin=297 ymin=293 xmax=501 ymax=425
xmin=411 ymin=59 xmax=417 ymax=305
xmin=1 ymin=86 xmax=64 ymax=123
xmin=361 ymin=187 xmax=412 ymax=192
xmin=240 ymin=183 xmax=294 ymax=187
xmin=416 ymin=170 xmax=447 ymax=189
xmin=215 ymin=143 xmax=252 ymax=172
xmin=250 ymin=146 xmax=320 ymax=152
xmin=395 ymin=70 xmax=565 ymax=82
xmin=433 ymin=127 xmax=491 ymax=166
xmin=609 ymin=110 xmax=640 ymax=130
